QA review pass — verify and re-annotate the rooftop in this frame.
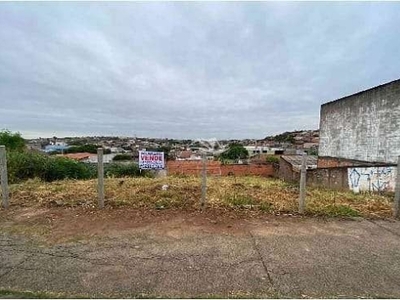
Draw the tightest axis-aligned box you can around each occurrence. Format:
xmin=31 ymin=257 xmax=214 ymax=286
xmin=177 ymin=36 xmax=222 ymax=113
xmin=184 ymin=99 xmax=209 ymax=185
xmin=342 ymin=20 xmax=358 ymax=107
xmin=281 ymin=155 xmax=318 ymax=169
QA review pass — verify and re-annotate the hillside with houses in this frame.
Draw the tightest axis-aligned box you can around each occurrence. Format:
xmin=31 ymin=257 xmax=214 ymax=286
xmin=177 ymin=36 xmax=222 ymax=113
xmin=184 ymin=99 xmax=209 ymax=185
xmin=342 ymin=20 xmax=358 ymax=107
xmin=24 ymin=129 xmax=319 ymax=163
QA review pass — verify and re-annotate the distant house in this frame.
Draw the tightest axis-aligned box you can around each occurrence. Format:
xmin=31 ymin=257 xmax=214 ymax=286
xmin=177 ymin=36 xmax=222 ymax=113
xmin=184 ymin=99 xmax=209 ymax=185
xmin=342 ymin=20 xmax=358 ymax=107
xmin=176 ymin=150 xmax=192 ymax=160
xmin=176 ymin=150 xmax=202 ymax=161
xmin=44 ymin=144 xmax=70 ymax=153
xmin=244 ymin=146 xmax=284 ymax=156
xmin=109 ymin=147 xmax=126 ymax=153
xmin=86 ymin=153 xmax=117 ymax=163
xmin=58 ymin=152 xmax=93 ymax=162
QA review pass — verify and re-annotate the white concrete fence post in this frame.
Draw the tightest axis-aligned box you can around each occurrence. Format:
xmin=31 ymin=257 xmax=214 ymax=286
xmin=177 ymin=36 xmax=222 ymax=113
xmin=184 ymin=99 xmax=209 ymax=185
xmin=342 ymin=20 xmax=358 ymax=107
xmin=394 ymin=156 xmax=400 ymax=219
xmin=201 ymin=153 xmax=207 ymax=209
xmin=299 ymin=154 xmax=307 ymax=214
xmin=0 ymin=146 xmax=9 ymax=209
xmin=97 ymin=148 xmax=104 ymax=209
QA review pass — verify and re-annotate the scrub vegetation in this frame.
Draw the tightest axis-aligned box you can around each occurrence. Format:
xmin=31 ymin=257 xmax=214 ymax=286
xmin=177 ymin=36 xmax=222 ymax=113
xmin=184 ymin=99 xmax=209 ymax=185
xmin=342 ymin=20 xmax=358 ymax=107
xmin=5 ymin=176 xmax=392 ymax=218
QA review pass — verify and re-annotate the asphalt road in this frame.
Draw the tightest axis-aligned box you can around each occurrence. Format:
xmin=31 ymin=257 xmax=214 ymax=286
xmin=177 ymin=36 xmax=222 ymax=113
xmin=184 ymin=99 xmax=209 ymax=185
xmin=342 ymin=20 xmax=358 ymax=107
xmin=1 ymin=218 xmax=400 ymax=298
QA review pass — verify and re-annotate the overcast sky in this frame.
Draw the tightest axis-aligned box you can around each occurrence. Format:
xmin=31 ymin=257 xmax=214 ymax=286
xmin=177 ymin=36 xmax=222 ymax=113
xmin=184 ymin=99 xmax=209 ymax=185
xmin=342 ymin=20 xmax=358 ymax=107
xmin=1 ymin=2 xmax=400 ymax=139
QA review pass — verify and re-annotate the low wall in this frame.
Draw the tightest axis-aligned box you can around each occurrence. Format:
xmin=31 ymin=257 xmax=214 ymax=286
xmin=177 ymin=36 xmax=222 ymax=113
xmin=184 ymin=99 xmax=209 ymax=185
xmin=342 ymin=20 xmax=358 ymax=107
xmin=166 ymin=161 xmax=274 ymax=177
xmin=307 ymin=167 xmax=349 ymax=190
xmin=317 ymin=156 xmax=391 ymax=168
xmin=279 ymin=158 xmax=398 ymax=192
xmin=220 ymin=164 xmax=274 ymax=177
xmin=278 ymin=157 xmax=300 ymax=182
xmin=347 ymin=166 xmax=397 ymax=192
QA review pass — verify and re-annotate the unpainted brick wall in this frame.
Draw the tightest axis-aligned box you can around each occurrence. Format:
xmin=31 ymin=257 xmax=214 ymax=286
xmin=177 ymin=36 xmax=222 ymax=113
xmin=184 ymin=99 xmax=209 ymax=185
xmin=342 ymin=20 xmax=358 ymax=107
xmin=166 ymin=161 xmax=221 ymax=176
xmin=317 ymin=156 xmax=367 ymax=168
xmin=220 ymin=164 xmax=274 ymax=176
xmin=166 ymin=161 xmax=274 ymax=177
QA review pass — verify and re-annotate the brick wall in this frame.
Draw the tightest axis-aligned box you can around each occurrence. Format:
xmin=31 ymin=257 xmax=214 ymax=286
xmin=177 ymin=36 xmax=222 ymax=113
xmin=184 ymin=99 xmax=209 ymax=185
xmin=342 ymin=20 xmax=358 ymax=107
xmin=167 ymin=161 xmax=222 ymax=176
xmin=166 ymin=161 xmax=274 ymax=177
xmin=317 ymin=156 xmax=392 ymax=168
xmin=220 ymin=164 xmax=274 ymax=177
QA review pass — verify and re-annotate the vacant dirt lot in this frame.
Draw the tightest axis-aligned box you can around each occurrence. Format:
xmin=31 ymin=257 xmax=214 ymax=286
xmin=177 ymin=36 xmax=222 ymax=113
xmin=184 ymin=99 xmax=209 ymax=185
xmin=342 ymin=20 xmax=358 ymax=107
xmin=6 ymin=176 xmax=394 ymax=218
xmin=0 ymin=176 xmax=398 ymax=298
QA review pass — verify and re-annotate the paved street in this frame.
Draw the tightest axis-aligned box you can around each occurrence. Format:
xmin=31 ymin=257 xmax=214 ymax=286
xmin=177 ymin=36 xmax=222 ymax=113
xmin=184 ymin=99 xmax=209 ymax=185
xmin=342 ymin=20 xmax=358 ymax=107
xmin=1 ymin=217 xmax=400 ymax=298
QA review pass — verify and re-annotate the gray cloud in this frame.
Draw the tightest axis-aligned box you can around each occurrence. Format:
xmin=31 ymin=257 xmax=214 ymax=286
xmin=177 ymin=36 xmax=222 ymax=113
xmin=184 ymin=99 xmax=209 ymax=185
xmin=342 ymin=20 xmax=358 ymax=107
xmin=1 ymin=2 xmax=400 ymax=139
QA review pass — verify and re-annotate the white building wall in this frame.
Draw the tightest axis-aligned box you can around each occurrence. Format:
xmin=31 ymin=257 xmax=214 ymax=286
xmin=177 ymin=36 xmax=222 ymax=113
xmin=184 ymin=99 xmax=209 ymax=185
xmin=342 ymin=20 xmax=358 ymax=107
xmin=319 ymin=79 xmax=400 ymax=163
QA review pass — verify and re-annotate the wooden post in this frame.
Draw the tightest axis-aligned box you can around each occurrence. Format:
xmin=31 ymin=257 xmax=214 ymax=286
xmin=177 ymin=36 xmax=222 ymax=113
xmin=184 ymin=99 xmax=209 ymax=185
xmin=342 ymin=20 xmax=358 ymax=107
xmin=394 ymin=156 xmax=400 ymax=219
xmin=201 ymin=153 xmax=207 ymax=209
xmin=299 ymin=154 xmax=307 ymax=214
xmin=0 ymin=146 xmax=9 ymax=209
xmin=97 ymin=148 xmax=104 ymax=209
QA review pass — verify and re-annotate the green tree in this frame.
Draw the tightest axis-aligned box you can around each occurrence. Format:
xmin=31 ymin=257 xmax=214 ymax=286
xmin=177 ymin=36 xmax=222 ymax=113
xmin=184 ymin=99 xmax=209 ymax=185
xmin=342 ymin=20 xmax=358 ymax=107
xmin=64 ymin=144 xmax=111 ymax=154
xmin=112 ymin=154 xmax=132 ymax=161
xmin=219 ymin=143 xmax=249 ymax=161
xmin=0 ymin=129 xmax=26 ymax=152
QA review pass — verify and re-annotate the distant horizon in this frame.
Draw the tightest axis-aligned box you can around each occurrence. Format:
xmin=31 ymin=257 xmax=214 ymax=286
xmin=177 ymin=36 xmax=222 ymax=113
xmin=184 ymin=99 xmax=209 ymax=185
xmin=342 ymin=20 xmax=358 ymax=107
xmin=18 ymin=128 xmax=319 ymax=141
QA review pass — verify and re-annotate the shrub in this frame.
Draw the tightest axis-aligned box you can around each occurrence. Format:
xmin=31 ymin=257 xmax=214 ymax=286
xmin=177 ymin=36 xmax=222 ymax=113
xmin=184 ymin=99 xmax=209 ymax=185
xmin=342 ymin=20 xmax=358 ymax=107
xmin=105 ymin=163 xmax=150 ymax=178
xmin=7 ymin=151 xmax=48 ymax=183
xmin=6 ymin=151 xmax=151 ymax=183
xmin=7 ymin=151 xmax=96 ymax=183
xmin=0 ymin=129 xmax=26 ymax=152
xmin=265 ymin=155 xmax=280 ymax=164
xmin=43 ymin=157 xmax=96 ymax=181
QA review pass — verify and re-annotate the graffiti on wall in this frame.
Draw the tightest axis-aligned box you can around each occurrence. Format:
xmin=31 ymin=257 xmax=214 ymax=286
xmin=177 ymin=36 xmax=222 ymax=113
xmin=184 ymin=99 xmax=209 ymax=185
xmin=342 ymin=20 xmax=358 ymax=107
xmin=348 ymin=167 xmax=397 ymax=192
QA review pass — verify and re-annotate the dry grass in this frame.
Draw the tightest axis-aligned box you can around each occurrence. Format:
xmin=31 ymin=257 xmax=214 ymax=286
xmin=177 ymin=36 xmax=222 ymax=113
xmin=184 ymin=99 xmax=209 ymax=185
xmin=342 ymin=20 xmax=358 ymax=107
xmin=6 ymin=176 xmax=394 ymax=218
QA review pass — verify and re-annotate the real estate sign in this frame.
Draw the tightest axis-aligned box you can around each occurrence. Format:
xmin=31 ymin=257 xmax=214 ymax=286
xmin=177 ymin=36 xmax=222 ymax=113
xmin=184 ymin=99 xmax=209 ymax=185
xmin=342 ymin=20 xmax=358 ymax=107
xmin=139 ymin=151 xmax=165 ymax=170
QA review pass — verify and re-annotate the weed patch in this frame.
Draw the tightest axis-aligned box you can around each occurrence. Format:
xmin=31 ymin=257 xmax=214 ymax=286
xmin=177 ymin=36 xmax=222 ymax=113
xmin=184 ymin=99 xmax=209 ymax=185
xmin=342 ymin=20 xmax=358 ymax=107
xmin=6 ymin=176 xmax=394 ymax=218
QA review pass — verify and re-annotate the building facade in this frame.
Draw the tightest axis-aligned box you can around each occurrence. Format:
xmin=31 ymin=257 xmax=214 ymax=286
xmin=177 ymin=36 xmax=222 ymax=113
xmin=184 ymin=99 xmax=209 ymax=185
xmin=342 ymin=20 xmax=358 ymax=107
xmin=319 ymin=79 xmax=400 ymax=165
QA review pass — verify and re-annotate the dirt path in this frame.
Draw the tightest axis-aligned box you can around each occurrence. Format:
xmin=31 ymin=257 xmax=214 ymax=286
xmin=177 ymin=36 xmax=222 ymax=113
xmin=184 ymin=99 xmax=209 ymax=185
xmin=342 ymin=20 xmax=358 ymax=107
xmin=1 ymin=208 xmax=400 ymax=298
